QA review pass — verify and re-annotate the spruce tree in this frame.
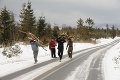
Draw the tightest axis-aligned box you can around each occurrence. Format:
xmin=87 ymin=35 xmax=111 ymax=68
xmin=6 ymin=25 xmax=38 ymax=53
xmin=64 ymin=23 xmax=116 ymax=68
xmin=85 ymin=18 xmax=95 ymax=39
xmin=77 ymin=18 xmax=84 ymax=27
xmin=9 ymin=12 xmax=17 ymax=43
xmin=0 ymin=7 xmax=11 ymax=45
xmin=19 ymin=2 xmax=36 ymax=39
xmin=45 ymin=23 xmax=52 ymax=38
xmin=111 ymin=25 xmax=116 ymax=39
xmin=37 ymin=16 xmax=46 ymax=39
xmin=53 ymin=25 xmax=59 ymax=38
xmin=85 ymin=18 xmax=94 ymax=27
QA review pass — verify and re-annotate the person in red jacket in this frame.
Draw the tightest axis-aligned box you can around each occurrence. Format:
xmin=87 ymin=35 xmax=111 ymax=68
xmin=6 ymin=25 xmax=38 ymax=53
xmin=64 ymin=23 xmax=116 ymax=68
xmin=49 ymin=38 xmax=57 ymax=58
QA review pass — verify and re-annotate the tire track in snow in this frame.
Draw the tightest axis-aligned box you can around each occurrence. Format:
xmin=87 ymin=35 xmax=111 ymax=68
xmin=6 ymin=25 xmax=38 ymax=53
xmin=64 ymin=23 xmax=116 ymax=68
xmin=65 ymin=45 xmax=112 ymax=80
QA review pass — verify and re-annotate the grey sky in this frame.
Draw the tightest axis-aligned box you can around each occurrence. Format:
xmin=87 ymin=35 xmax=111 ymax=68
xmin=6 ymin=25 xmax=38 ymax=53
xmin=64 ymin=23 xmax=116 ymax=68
xmin=0 ymin=0 xmax=120 ymax=27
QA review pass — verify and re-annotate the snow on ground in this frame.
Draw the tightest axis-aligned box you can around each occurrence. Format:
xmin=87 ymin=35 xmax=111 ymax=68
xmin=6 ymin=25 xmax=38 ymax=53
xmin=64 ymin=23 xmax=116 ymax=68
xmin=103 ymin=41 xmax=120 ymax=80
xmin=0 ymin=37 xmax=120 ymax=80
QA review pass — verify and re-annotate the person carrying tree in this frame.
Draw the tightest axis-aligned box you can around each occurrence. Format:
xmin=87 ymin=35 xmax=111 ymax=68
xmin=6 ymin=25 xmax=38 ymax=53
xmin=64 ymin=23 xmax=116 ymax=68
xmin=56 ymin=35 xmax=66 ymax=62
xmin=19 ymin=30 xmax=46 ymax=63
xmin=66 ymin=38 xmax=73 ymax=59
xmin=49 ymin=38 xmax=57 ymax=58
xmin=30 ymin=39 xmax=40 ymax=64
xmin=30 ymin=38 xmax=46 ymax=64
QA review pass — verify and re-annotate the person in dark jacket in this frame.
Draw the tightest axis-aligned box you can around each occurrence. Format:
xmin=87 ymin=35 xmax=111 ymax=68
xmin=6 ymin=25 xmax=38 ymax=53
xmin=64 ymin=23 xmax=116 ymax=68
xmin=49 ymin=38 xmax=57 ymax=58
xmin=66 ymin=38 xmax=73 ymax=59
xmin=56 ymin=35 xmax=66 ymax=62
xmin=30 ymin=39 xmax=40 ymax=64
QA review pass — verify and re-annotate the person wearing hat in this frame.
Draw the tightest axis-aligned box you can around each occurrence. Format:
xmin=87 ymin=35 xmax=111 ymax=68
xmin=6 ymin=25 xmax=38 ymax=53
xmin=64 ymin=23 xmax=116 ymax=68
xmin=30 ymin=39 xmax=40 ymax=64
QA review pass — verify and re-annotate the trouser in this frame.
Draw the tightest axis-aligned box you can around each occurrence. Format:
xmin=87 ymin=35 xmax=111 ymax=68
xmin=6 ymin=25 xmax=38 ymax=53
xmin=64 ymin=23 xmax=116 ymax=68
xmin=68 ymin=47 xmax=73 ymax=58
xmin=33 ymin=51 xmax=38 ymax=62
xmin=58 ymin=49 xmax=64 ymax=60
xmin=50 ymin=48 xmax=56 ymax=58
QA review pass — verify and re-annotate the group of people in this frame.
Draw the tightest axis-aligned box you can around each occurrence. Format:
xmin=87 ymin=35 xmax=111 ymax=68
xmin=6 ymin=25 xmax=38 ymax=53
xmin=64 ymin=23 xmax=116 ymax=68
xmin=30 ymin=35 xmax=73 ymax=63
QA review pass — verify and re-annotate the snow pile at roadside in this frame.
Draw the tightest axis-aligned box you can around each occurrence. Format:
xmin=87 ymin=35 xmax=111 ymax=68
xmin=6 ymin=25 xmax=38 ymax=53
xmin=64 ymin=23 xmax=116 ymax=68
xmin=103 ymin=41 xmax=120 ymax=80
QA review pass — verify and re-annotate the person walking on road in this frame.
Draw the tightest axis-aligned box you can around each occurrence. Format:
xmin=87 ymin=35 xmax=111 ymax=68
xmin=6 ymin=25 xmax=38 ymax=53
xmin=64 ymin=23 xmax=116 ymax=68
xmin=30 ymin=39 xmax=41 ymax=64
xmin=49 ymin=38 xmax=57 ymax=58
xmin=56 ymin=35 xmax=66 ymax=62
xmin=66 ymin=38 xmax=73 ymax=59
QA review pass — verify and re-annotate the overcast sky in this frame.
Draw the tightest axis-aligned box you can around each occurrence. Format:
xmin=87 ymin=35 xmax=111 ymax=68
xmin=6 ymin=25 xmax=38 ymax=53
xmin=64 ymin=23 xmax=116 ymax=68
xmin=0 ymin=0 xmax=120 ymax=27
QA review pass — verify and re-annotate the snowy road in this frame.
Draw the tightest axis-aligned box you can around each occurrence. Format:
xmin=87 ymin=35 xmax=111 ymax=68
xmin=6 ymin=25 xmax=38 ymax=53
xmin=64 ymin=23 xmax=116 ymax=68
xmin=35 ymin=42 xmax=116 ymax=80
xmin=0 ymin=39 xmax=120 ymax=80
